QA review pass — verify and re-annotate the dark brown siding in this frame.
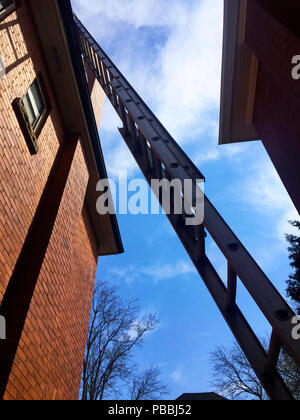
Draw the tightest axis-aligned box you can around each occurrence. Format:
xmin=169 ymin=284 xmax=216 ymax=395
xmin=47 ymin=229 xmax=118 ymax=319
xmin=246 ymin=0 xmax=300 ymax=213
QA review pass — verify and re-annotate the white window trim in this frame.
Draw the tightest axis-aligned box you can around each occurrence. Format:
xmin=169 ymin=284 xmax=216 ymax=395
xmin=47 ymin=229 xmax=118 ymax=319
xmin=0 ymin=1 xmax=16 ymax=21
xmin=27 ymin=89 xmax=41 ymax=121
xmin=23 ymin=78 xmax=47 ymax=132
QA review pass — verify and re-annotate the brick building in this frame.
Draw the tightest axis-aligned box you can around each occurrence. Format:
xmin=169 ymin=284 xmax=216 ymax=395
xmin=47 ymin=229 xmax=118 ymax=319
xmin=0 ymin=0 xmax=123 ymax=400
xmin=2 ymin=0 xmax=299 ymax=403
xmin=219 ymin=0 xmax=300 ymax=214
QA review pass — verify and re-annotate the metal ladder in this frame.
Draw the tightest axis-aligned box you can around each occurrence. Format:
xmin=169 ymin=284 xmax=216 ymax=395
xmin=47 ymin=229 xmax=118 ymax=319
xmin=74 ymin=15 xmax=300 ymax=400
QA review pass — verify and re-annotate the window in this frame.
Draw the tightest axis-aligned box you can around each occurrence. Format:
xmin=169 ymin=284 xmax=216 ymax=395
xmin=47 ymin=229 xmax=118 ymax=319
xmin=0 ymin=0 xmax=15 ymax=20
xmin=12 ymin=76 xmax=50 ymax=155
xmin=22 ymin=79 xmax=46 ymax=131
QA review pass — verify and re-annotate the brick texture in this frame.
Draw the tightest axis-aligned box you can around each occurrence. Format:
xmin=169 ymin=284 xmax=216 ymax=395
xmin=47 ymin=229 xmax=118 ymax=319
xmin=0 ymin=5 xmax=99 ymax=399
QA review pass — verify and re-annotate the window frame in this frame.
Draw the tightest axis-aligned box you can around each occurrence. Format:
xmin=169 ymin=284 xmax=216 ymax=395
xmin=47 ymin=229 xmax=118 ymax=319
xmin=22 ymin=78 xmax=47 ymax=135
xmin=12 ymin=74 xmax=51 ymax=155
xmin=0 ymin=0 xmax=16 ymax=21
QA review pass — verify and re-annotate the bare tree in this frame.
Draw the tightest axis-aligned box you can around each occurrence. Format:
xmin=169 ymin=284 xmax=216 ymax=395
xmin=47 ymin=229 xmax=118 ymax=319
xmin=210 ymin=340 xmax=300 ymax=400
xmin=210 ymin=343 xmax=267 ymax=400
xmin=130 ymin=365 xmax=168 ymax=400
xmin=80 ymin=282 xmax=159 ymax=400
xmin=279 ymin=349 xmax=300 ymax=399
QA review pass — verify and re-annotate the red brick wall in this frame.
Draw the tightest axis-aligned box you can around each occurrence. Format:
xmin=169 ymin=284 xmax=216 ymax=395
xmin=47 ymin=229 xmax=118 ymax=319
xmin=4 ymin=143 xmax=97 ymax=400
xmin=0 ymin=6 xmax=64 ymax=295
xmin=0 ymin=5 xmax=98 ymax=399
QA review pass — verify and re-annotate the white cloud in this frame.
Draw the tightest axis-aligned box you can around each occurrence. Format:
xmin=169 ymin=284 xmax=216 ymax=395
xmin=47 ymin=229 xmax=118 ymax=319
xmin=241 ymin=158 xmax=299 ymax=241
xmin=110 ymin=259 xmax=196 ymax=284
xmin=100 ymin=100 xmax=123 ymax=134
xmin=142 ymin=260 xmax=196 ymax=281
xmin=75 ymin=0 xmax=192 ymax=29
xmin=73 ymin=0 xmax=224 ymax=145
xmin=74 ymin=0 xmax=299 ymax=281
xmin=193 ymin=142 xmax=244 ymax=167
xmin=104 ymin=142 xmax=138 ymax=180
xmin=73 ymin=0 xmax=230 ymax=191
xmin=72 ymin=0 xmax=238 ymax=198
xmin=155 ymin=0 xmax=224 ymax=141
xmin=127 ymin=315 xmax=160 ymax=340
xmin=170 ymin=367 xmax=185 ymax=384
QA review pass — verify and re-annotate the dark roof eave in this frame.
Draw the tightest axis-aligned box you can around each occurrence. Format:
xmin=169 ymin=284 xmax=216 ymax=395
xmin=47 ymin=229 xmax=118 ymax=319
xmin=57 ymin=0 xmax=124 ymax=255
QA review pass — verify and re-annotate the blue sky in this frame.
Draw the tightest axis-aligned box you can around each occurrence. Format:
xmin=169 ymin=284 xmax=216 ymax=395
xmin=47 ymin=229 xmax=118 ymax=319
xmin=72 ymin=0 xmax=299 ymax=399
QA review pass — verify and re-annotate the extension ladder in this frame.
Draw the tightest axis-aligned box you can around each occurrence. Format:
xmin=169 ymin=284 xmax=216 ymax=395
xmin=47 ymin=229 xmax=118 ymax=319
xmin=74 ymin=15 xmax=300 ymax=400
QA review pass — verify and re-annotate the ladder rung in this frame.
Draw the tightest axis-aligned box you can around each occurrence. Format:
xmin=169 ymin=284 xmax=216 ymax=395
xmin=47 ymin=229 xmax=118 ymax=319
xmin=138 ymin=129 xmax=151 ymax=174
xmin=128 ymin=117 xmax=137 ymax=150
xmin=265 ymin=330 xmax=282 ymax=376
xmin=152 ymin=152 xmax=163 ymax=179
xmin=119 ymin=104 xmax=129 ymax=134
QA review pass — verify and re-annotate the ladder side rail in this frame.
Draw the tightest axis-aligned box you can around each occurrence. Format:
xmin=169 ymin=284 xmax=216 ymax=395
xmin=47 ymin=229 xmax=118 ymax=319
xmin=203 ymin=197 xmax=300 ymax=366
xmin=118 ymin=126 xmax=294 ymax=401
xmin=85 ymin=35 xmax=299 ymax=367
xmin=75 ymin=15 xmax=204 ymax=183
xmin=74 ymin=16 xmax=300 ymax=399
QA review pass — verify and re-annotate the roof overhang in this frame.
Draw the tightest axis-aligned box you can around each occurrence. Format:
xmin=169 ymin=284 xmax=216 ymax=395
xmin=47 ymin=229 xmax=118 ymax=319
xmin=28 ymin=0 xmax=123 ymax=256
xmin=219 ymin=0 xmax=259 ymax=145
